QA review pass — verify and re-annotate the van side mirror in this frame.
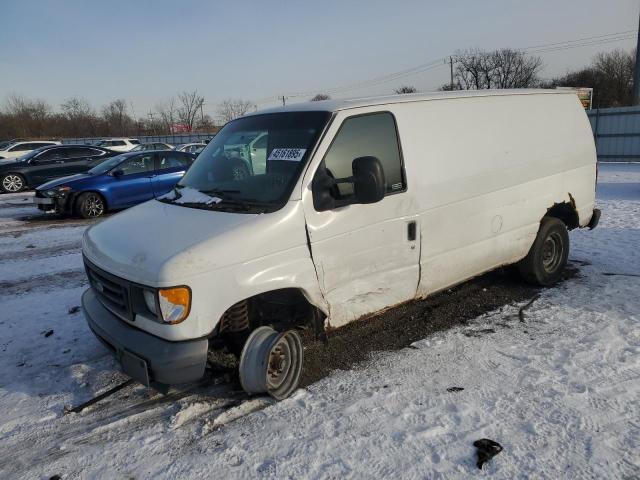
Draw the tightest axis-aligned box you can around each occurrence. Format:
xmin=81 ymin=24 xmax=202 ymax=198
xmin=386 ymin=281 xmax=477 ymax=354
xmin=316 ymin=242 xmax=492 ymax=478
xmin=111 ymin=168 xmax=124 ymax=177
xmin=351 ymin=156 xmax=386 ymax=204
xmin=312 ymin=156 xmax=386 ymax=211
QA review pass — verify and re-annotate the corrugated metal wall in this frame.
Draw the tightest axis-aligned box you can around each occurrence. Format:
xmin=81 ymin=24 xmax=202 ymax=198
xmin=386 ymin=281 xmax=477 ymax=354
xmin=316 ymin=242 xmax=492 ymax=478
xmin=588 ymin=106 xmax=640 ymax=162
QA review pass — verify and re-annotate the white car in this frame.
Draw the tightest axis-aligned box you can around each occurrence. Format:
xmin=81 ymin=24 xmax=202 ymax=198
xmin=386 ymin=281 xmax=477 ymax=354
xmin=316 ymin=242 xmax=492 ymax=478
xmin=0 ymin=140 xmax=61 ymax=160
xmin=95 ymin=138 xmax=140 ymax=152
xmin=175 ymin=142 xmax=206 ymax=154
xmin=81 ymin=90 xmax=599 ymax=400
xmin=130 ymin=142 xmax=174 ymax=152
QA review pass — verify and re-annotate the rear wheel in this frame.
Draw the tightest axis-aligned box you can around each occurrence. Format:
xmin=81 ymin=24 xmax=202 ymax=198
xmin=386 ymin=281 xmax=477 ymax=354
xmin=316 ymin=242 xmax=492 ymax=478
xmin=517 ymin=217 xmax=569 ymax=286
xmin=76 ymin=192 xmax=105 ymax=219
xmin=239 ymin=326 xmax=303 ymax=400
xmin=1 ymin=173 xmax=25 ymax=193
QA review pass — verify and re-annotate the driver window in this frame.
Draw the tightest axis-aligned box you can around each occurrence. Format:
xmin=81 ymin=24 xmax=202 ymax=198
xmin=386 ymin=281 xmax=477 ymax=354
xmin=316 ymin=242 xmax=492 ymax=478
xmin=323 ymin=112 xmax=404 ymax=197
xmin=120 ymin=155 xmax=153 ymax=175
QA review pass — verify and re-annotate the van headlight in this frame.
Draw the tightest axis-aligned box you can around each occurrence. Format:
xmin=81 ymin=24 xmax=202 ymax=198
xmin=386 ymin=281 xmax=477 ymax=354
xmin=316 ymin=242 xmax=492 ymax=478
xmin=143 ymin=290 xmax=157 ymax=315
xmin=143 ymin=287 xmax=191 ymax=324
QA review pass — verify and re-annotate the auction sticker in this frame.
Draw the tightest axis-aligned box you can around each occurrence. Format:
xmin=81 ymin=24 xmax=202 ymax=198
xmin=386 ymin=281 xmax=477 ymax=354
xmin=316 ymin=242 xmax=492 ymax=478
xmin=267 ymin=148 xmax=306 ymax=162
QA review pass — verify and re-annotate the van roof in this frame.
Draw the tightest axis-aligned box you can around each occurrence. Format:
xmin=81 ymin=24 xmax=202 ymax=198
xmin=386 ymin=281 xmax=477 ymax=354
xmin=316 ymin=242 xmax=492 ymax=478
xmin=249 ymin=89 xmax=572 ymax=116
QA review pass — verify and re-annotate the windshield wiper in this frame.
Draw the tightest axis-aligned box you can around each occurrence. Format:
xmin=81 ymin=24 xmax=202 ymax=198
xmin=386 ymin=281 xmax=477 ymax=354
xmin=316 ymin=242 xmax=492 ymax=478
xmin=201 ymin=188 xmax=241 ymax=197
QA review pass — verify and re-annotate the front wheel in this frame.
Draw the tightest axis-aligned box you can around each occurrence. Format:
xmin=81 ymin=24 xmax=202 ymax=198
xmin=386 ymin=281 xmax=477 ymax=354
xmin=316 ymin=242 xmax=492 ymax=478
xmin=517 ymin=217 xmax=569 ymax=286
xmin=76 ymin=192 xmax=106 ymax=219
xmin=239 ymin=326 xmax=304 ymax=400
xmin=1 ymin=173 xmax=25 ymax=193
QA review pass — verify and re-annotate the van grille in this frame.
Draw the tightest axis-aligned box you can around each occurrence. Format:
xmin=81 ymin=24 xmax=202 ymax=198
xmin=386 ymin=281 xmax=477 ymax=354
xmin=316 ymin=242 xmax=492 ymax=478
xmin=84 ymin=258 xmax=132 ymax=321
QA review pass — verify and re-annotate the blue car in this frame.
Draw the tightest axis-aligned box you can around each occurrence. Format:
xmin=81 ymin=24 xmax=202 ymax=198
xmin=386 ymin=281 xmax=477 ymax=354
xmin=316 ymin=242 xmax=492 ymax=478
xmin=34 ymin=150 xmax=195 ymax=218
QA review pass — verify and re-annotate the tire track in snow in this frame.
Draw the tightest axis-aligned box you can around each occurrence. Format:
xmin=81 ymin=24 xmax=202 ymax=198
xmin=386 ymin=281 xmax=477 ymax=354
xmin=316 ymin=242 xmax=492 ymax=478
xmin=0 ymin=383 xmax=242 ymax=476
xmin=0 ymin=269 xmax=86 ymax=296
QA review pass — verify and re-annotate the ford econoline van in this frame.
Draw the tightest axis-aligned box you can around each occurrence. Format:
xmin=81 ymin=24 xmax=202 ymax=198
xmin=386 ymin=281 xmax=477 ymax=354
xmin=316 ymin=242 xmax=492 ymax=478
xmin=82 ymin=90 xmax=599 ymax=399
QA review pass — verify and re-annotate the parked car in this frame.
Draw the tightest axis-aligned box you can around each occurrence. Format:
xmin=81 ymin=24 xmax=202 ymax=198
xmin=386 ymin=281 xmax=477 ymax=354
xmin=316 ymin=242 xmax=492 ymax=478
xmin=131 ymin=142 xmax=174 ymax=152
xmin=175 ymin=142 xmax=206 ymax=154
xmin=0 ymin=140 xmax=61 ymax=160
xmin=80 ymin=90 xmax=599 ymax=400
xmin=34 ymin=150 xmax=195 ymax=218
xmin=0 ymin=138 xmax=25 ymax=150
xmin=95 ymin=138 xmax=140 ymax=152
xmin=0 ymin=145 xmax=117 ymax=193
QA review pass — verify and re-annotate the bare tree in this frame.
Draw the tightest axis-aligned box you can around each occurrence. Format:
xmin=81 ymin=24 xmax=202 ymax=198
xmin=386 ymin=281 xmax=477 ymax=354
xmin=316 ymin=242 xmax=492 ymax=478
xmin=394 ymin=86 xmax=417 ymax=94
xmin=155 ymin=97 xmax=177 ymax=134
xmin=177 ymin=90 xmax=205 ymax=132
xmin=452 ymin=48 xmax=542 ymax=90
xmin=101 ymin=99 xmax=133 ymax=136
xmin=546 ymin=49 xmax=635 ymax=108
xmin=60 ymin=97 xmax=97 ymax=137
xmin=217 ymin=99 xmax=255 ymax=124
xmin=4 ymin=93 xmax=52 ymax=137
xmin=310 ymin=93 xmax=331 ymax=101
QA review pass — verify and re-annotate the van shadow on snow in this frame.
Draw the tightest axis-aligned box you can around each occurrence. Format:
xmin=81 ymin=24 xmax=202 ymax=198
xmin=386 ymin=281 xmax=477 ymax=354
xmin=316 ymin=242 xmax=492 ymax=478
xmin=300 ymin=263 xmax=580 ymax=387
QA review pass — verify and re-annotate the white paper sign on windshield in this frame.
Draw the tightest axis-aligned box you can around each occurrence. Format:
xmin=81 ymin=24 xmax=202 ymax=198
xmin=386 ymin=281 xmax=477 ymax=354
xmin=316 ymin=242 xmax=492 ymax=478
xmin=267 ymin=148 xmax=307 ymax=162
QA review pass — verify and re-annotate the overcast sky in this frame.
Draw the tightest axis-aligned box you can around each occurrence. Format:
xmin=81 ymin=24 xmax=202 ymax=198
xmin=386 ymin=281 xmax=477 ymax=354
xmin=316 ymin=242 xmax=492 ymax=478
xmin=0 ymin=0 xmax=638 ymax=118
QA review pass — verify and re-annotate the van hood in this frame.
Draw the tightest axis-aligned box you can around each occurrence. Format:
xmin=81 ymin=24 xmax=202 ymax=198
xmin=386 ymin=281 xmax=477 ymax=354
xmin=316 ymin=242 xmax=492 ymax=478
xmin=82 ymin=198 xmax=307 ymax=285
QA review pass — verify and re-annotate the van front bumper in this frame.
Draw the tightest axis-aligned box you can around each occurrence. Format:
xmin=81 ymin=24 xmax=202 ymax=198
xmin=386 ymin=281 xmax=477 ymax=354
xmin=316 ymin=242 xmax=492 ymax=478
xmin=82 ymin=288 xmax=208 ymax=386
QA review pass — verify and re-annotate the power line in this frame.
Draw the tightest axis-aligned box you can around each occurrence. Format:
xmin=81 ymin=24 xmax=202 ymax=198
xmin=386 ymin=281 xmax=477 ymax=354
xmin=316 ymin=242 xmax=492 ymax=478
xmin=255 ymin=29 xmax=638 ymax=105
xmin=520 ymin=29 xmax=637 ymax=51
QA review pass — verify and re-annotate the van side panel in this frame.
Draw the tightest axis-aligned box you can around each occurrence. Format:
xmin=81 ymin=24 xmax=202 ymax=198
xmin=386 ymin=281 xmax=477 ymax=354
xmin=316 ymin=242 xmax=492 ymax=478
xmin=389 ymin=93 xmax=596 ymax=297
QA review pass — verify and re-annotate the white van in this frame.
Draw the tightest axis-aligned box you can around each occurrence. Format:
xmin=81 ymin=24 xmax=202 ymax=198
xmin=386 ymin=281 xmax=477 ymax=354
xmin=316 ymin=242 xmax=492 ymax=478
xmin=81 ymin=90 xmax=599 ymax=399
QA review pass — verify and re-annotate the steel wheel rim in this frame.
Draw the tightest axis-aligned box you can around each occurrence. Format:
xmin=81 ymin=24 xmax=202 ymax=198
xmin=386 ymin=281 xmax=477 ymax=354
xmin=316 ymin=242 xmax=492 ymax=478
xmin=85 ymin=194 xmax=104 ymax=217
xmin=239 ymin=327 xmax=304 ymax=400
xmin=2 ymin=175 xmax=23 ymax=192
xmin=542 ymin=231 xmax=563 ymax=273
xmin=267 ymin=336 xmax=293 ymax=390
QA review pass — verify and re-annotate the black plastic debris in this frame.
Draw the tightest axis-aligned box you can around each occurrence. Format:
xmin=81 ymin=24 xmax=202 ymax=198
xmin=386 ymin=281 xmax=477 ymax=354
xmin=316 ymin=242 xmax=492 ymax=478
xmin=43 ymin=330 xmax=54 ymax=338
xmin=446 ymin=387 xmax=464 ymax=393
xmin=473 ymin=438 xmax=503 ymax=469
xmin=68 ymin=306 xmax=81 ymax=314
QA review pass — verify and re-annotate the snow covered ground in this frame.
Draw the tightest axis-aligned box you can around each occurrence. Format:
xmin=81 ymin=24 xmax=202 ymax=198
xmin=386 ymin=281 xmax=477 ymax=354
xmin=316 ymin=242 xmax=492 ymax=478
xmin=0 ymin=164 xmax=639 ymax=479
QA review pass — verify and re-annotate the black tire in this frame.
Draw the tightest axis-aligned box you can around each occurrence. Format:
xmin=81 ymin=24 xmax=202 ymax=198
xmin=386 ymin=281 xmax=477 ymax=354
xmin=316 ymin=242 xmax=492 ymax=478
xmin=517 ymin=217 xmax=569 ymax=286
xmin=76 ymin=192 xmax=106 ymax=219
xmin=1 ymin=173 xmax=26 ymax=193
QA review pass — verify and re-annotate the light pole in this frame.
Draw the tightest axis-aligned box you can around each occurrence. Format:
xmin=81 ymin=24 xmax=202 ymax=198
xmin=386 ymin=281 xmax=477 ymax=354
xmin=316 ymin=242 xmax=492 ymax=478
xmin=633 ymin=11 xmax=640 ymax=105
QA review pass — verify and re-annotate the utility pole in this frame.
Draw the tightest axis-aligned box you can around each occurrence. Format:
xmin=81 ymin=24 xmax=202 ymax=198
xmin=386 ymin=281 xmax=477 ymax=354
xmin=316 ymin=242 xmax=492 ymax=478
xmin=449 ymin=56 xmax=454 ymax=90
xmin=200 ymin=102 xmax=205 ymax=127
xmin=147 ymin=111 xmax=155 ymax=135
xmin=633 ymin=11 xmax=640 ymax=105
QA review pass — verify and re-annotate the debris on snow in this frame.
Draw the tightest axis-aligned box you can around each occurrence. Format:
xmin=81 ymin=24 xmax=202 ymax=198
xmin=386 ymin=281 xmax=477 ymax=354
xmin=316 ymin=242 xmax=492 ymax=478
xmin=446 ymin=387 xmax=464 ymax=393
xmin=473 ymin=438 xmax=503 ymax=469
xmin=67 ymin=306 xmax=80 ymax=314
xmin=518 ymin=294 xmax=540 ymax=322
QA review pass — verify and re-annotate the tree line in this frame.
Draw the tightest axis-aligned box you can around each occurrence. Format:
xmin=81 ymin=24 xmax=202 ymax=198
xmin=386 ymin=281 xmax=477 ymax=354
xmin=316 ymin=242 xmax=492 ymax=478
xmin=1 ymin=47 xmax=636 ymax=140
xmin=0 ymin=91 xmax=257 ymax=140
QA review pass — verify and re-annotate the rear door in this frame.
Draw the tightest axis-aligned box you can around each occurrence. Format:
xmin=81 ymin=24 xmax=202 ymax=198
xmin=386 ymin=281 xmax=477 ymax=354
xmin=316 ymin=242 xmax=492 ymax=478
xmin=150 ymin=151 xmax=192 ymax=196
xmin=107 ymin=154 xmax=155 ymax=208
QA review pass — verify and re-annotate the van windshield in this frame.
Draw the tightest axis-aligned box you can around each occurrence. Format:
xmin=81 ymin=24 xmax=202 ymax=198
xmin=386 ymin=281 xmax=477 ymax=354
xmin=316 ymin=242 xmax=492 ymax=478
xmin=167 ymin=111 xmax=331 ymax=212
